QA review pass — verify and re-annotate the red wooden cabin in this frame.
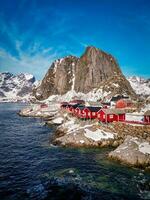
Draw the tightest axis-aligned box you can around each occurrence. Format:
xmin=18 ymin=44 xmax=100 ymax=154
xmin=75 ymin=106 xmax=85 ymax=117
xmin=66 ymin=105 xmax=74 ymax=113
xmin=144 ymin=110 xmax=150 ymax=123
xmin=97 ymin=109 xmax=125 ymax=123
xmin=78 ymin=107 xmax=101 ymax=119
xmin=116 ymin=99 xmax=133 ymax=109
xmin=66 ymin=104 xmax=81 ymax=114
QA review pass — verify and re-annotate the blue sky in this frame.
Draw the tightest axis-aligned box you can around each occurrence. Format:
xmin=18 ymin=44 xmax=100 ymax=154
xmin=0 ymin=0 xmax=150 ymax=80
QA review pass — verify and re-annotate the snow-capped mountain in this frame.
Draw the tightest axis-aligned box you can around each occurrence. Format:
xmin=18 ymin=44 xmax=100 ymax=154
xmin=127 ymin=76 xmax=150 ymax=97
xmin=34 ymin=46 xmax=136 ymax=101
xmin=0 ymin=72 xmax=38 ymax=102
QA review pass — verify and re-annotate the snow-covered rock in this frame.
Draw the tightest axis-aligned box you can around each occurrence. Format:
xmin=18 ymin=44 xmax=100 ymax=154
xmin=43 ymin=88 xmax=111 ymax=103
xmin=84 ymin=129 xmax=115 ymax=141
xmin=0 ymin=72 xmax=38 ymax=102
xmin=127 ymin=76 xmax=150 ymax=97
xmin=50 ymin=113 xmax=118 ymax=147
xmin=109 ymin=136 xmax=150 ymax=168
xmin=19 ymin=102 xmax=59 ymax=117
xmin=52 ymin=117 xmax=64 ymax=124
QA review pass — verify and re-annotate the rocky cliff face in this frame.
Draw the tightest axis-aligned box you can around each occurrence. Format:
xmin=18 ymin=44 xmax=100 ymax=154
xmin=34 ymin=56 xmax=78 ymax=99
xmin=35 ymin=46 xmax=136 ymax=100
xmin=74 ymin=46 xmax=122 ymax=92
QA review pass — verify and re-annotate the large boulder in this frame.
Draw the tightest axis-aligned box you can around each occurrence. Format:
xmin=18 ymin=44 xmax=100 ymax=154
xmin=109 ymin=135 xmax=150 ymax=168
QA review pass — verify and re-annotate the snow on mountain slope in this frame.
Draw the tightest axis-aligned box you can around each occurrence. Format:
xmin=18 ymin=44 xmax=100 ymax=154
xmin=42 ymin=88 xmax=111 ymax=103
xmin=127 ymin=76 xmax=150 ymax=96
xmin=0 ymin=72 xmax=37 ymax=102
xmin=34 ymin=46 xmax=136 ymax=100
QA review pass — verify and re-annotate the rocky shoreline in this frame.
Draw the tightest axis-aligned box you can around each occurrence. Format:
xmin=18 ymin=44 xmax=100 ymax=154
xmin=19 ymin=103 xmax=150 ymax=170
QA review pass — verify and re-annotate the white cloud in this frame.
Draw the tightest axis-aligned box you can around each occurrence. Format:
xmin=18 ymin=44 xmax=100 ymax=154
xmin=68 ymin=34 xmax=88 ymax=48
xmin=0 ymin=14 xmax=85 ymax=79
xmin=0 ymin=17 xmax=60 ymax=79
xmin=0 ymin=46 xmax=57 ymax=80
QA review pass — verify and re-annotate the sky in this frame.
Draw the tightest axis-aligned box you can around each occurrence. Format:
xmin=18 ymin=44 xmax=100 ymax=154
xmin=0 ymin=0 xmax=150 ymax=80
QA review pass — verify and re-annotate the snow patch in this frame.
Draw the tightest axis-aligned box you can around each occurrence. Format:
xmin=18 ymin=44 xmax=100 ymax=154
xmin=80 ymin=140 xmax=85 ymax=144
xmin=126 ymin=113 xmax=143 ymax=122
xmin=24 ymin=73 xmax=34 ymax=81
xmin=127 ymin=76 xmax=150 ymax=96
xmin=84 ymin=129 xmax=115 ymax=141
xmin=130 ymin=137 xmax=150 ymax=155
xmin=47 ymin=88 xmax=111 ymax=102
xmin=52 ymin=117 xmax=64 ymax=124
xmin=113 ymin=83 xmax=119 ymax=88
xmin=139 ymin=142 xmax=150 ymax=154
xmin=71 ymin=62 xmax=75 ymax=91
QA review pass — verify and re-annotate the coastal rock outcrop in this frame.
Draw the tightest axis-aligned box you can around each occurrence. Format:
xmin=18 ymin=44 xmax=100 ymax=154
xmin=19 ymin=102 xmax=150 ymax=170
xmin=50 ymin=114 xmax=118 ymax=147
xmin=34 ymin=46 xmax=136 ymax=100
xmin=19 ymin=103 xmax=59 ymax=118
xmin=109 ymin=136 xmax=150 ymax=168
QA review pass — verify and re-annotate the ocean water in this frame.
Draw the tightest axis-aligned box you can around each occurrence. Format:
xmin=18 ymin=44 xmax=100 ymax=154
xmin=0 ymin=103 xmax=150 ymax=200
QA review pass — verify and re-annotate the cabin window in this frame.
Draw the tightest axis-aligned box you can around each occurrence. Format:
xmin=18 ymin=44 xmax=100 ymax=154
xmin=93 ymin=112 xmax=95 ymax=116
xmin=103 ymin=114 xmax=105 ymax=119
xmin=88 ymin=112 xmax=91 ymax=117
xmin=98 ymin=114 xmax=100 ymax=118
xmin=110 ymin=115 xmax=113 ymax=118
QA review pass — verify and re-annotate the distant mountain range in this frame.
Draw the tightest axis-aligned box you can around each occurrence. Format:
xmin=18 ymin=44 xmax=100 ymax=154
xmin=0 ymin=72 xmax=38 ymax=102
xmin=0 ymin=47 xmax=149 ymax=103
xmin=127 ymin=76 xmax=150 ymax=97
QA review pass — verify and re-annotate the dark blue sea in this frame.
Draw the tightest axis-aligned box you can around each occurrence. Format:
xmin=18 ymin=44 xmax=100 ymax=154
xmin=0 ymin=103 xmax=150 ymax=200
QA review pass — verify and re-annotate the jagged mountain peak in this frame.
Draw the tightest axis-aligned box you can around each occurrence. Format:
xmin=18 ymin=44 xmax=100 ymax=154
xmin=81 ymin=46 xmax=116 ymax=61
xmin=34 ymin=46 xmax=136 ymax=100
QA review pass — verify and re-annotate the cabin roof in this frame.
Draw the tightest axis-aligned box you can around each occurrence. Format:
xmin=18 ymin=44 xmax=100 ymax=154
xmin=117 ymin=99 xmax=132 ymax=103
xmin=144 ymin=110 xmax=150 ymax=116
xmin=76 ymin=106 xmax=85 ymax=110
xmin=111 ymin=95 xmax=129 ymax=102
xmin=61 ymin=104 xmax=68 ymax=107
xmin=85 ymin=106 xmax=101 ymax=112
xmin=101 ymin=102 xmax=111 ymax=106
xmin=71 ymin=104 xmax=80 ymax=109
xmin=66 ymin=104 xmax=72 ymax=108
xmin=101 ymin=109 xmax=125 ymax=114
xmin=61 ymin=102 xmax=69 ymax=106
